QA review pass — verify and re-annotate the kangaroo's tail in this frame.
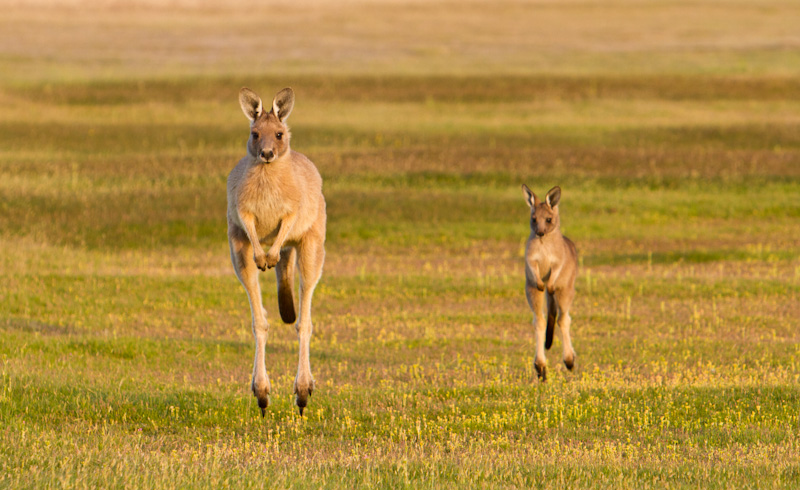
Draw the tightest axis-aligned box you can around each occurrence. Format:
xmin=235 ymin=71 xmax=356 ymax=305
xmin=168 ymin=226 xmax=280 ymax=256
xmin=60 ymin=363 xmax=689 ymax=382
xmin=276 ymin=247 xmax=297 ymax=324
xmin=545 ymin=291 xmax=556 ymax=350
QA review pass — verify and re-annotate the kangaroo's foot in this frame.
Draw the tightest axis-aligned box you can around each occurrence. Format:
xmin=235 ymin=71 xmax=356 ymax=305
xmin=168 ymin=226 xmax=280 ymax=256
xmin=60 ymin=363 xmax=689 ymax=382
xmin=534 ymin=358 xmax=547 ymax=382
xmin=293 ymin=376 xmax=315 ymax=416
xmin=251 ymin=376 xmax=271 ymax=417
xmin=564 ymin=351 xmax=576 ymax=371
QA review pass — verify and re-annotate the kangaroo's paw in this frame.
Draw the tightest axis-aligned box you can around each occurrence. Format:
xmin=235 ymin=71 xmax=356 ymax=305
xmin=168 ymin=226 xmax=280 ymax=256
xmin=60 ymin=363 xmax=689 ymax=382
xmin=265 ymin=250 xmax=280 ymax=269
xmin=293 ymin=377 xmax=316 ymax=415
xmin=254 ymin=252 xmax=268 ymax=271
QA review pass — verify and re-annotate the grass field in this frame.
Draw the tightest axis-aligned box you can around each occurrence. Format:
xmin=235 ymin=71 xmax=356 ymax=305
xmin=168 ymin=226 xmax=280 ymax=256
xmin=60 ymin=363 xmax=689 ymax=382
xmin=1 ymin=1 xmax=799 ymax=488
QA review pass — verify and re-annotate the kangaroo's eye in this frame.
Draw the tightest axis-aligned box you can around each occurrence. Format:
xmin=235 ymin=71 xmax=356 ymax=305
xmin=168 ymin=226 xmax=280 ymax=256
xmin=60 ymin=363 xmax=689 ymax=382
xmin=531 ymin=218 xmax=536 ymax=223
xmin=546 ymin=218 xmax=552 ymax=223
xmin=251 ymin=131 xmax=259 ymax=139
xmin=276 ymin=132 xmax=283 ymax=140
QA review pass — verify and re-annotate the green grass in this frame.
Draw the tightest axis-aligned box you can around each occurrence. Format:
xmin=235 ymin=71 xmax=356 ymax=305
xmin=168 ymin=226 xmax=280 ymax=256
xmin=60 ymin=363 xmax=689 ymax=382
xmin=2 ymin=1 xmax=800 ymax=488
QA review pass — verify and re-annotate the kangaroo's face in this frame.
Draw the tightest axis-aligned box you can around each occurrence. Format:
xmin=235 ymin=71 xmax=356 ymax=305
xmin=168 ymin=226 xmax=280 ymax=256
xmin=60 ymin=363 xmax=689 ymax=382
xmin=248 ymin=113 xmax=290 ymax=163
xmin=239 ymin=87 xmax=295 ymax=164
xmin=522 ymin=184 xmax=562 ymax=238
xmin=531 ymin=202 xmax=559 ymax=237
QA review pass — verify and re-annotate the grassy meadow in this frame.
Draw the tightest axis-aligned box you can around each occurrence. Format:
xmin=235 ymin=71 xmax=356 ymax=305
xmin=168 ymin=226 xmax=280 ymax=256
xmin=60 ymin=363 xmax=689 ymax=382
xmin=1 ymin=1 xmax=799 ymax=488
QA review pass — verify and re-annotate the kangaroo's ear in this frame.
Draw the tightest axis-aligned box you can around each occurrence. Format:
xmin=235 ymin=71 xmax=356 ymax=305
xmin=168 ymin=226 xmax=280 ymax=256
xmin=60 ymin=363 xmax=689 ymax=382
xmin=522 ymin=184 xmax=540 ymax=208
xmin=239 ymin=87 xmax=263 ymax=122
xmin=272 ymin=88 xmax=295 ymax=122
xmin=545 ymin=186 xmax=561 ymax=208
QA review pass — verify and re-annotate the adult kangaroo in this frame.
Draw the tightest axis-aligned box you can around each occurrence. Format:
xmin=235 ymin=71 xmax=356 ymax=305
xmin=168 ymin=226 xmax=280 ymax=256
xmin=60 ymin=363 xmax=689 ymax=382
xmin=522 ymin=185 xmax=578 ymax=382
xmin=227 ymin=87 xmax=326 ymax=416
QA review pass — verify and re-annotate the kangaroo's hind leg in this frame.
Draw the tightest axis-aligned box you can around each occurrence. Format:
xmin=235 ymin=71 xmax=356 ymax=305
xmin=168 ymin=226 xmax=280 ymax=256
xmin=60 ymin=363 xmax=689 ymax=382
xmin=229 ymin=228 xmax=271 ymax=415
xmin=293 ymin=233 xmax=325 ymax=414
xmin=526 ymin=279 xmax=548 ymax=381
xmin=554 ymin=287 xmax=576 ymax=370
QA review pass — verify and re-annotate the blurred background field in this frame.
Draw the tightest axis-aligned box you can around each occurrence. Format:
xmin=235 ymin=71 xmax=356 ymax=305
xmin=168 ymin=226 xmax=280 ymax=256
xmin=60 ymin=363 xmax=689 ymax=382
xmin=0 ymin=1 xmax=799 ymax=488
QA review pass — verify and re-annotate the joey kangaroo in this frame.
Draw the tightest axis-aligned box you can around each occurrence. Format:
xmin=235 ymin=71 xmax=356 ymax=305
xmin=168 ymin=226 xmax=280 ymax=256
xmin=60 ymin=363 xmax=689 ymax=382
xmin=522 ymin=185 xmax=578 ymax=381
xmin=227 ymin=87 xmax=326 ymax=416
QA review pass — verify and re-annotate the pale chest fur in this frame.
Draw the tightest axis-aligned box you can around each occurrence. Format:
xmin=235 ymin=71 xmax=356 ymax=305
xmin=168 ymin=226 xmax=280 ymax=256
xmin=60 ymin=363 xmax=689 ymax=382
xmin=229 ymin=162 xmax=295 ymax=241
xmin=526 ymin=236 xmax=561 ymax=279
xmin=244 ymin=188 xmax=290 ymax=238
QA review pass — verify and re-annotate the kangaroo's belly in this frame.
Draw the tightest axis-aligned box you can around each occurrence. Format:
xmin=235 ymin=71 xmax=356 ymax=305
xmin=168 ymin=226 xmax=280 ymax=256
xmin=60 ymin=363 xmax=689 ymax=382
xmin=247 ymin=197 xmax=320 ymax=247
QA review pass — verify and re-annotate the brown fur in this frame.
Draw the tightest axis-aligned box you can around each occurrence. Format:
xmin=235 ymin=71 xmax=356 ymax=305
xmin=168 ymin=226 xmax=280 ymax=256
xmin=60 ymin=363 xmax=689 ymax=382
xmin=227 ymin=87 xmax=326 ymax=415
xmin=546 ymin=293 xmax=556 ymax=349
xmin=522 ymin=184 xmax=578 ymax=381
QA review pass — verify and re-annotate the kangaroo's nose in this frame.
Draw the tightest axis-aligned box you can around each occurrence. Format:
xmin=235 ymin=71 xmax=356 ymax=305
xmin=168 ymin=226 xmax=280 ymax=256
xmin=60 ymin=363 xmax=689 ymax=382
xmin=260 ymin=149 xmax=274 ymax=161
xmin=536 ymin=230 xmax=545 ymax=237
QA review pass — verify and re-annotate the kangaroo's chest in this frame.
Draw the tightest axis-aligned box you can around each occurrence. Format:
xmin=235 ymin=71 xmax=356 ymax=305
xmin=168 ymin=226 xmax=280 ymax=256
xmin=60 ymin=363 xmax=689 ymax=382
xmin=531 ymin=254 xmax=553 ymax=278
xmin=527 ymin=242 xmax=561 ymax=278
xmin=238 ymin=179 xmax=291 ymax=238
xmin=252 ymin=197 xmax=287 ymax=237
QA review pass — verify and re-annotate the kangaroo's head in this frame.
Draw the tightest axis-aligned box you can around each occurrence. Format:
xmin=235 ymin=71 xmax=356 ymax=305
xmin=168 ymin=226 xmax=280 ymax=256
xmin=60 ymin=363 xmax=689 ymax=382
xmin=239 ymin=87 xmax=295 ymax=164
xmin=522 ymin=184 xmax=561 ymax=237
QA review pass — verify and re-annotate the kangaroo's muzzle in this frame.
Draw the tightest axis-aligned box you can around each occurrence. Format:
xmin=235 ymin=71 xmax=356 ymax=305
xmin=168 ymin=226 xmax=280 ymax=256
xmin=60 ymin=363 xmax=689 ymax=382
xmin=259 ymin=149 xmax=275 ymax=163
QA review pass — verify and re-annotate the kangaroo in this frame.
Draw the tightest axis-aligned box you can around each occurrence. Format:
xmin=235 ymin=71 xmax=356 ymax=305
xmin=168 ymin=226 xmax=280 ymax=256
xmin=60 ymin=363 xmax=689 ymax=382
xmin=522 ymin=185 xmax=578 ymax=381
xmin=227 ymin=87 xmax=326 ymax=416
